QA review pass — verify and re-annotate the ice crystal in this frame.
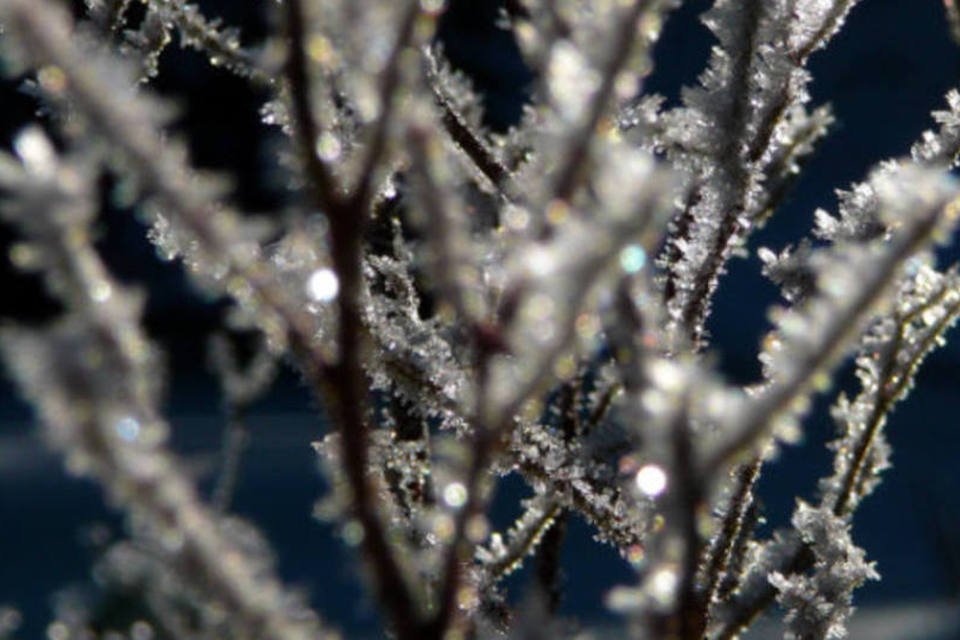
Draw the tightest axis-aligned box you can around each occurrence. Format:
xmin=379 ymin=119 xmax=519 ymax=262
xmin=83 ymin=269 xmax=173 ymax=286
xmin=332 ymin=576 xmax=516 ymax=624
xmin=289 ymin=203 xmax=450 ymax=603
xmin=770 ymin=502 xmax=878 ymax=640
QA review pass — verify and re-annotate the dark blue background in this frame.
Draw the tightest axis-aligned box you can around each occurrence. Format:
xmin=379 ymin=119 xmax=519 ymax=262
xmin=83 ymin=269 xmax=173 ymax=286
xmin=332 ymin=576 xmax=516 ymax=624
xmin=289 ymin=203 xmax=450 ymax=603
xmin=1 ymin=0 xmax=960 ymax=636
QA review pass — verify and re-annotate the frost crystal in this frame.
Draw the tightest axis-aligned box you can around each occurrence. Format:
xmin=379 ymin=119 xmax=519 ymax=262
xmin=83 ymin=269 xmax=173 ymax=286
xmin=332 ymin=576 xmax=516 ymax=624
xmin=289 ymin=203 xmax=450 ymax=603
xmin=771 ymin=502 xmax=878 ymax=640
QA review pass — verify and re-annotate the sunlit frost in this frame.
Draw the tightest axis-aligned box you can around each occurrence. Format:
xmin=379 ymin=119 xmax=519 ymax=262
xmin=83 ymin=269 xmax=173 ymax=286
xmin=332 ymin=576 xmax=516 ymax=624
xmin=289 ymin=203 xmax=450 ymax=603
xmin=635 ymin=464 xmax=668 ymax=497
xmin=306 ymin=268 xmax=339 ymax=302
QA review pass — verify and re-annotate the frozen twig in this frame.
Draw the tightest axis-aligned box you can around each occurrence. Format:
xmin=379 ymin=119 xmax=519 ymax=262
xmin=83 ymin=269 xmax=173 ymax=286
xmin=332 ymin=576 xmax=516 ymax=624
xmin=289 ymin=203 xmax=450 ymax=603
xmin=0 ymin=130 xmax=326 ymax=640
xmin=705 ymin=167 xmax=960 ymax=476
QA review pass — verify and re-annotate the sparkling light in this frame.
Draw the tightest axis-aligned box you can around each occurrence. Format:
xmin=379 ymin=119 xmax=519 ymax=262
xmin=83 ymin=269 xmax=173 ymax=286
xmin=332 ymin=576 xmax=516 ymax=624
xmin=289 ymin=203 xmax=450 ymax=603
xmin=306 ymin=268 xmax=340 ymax=302
xmin=635 ymin=463 xmax=668 ymax=497
xmin=527 ymin=246 xmax=555 ymax=277
xmin=14 ymin=127 xmax=55 ymax=177
xmin=90 ymin=280 xmax=112 ymax=303
xmin=420 ymin=0 xmax=446 ymax=13
xmin=619 ymin=244 xmax=647 ymax=273
xmin=341 ymin=520 xmax=365 ymax=546
xmin=114 ymin=416 xmax=141 ymax=442
xmin=443 ymin=482 xmax=468 ymax=509
xmin=648 ymin=565 xmax=679 ymax=607
xmin=315 ymin=132 xmax=342 ymax=162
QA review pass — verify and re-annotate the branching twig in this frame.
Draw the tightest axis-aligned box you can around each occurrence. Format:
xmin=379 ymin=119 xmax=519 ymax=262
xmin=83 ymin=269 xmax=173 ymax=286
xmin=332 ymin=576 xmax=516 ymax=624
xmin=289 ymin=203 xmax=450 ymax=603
xmin=705 ymin=179 xmax=960 ymax=476
xmin=283 ymin=1 xmax=427 ymax=636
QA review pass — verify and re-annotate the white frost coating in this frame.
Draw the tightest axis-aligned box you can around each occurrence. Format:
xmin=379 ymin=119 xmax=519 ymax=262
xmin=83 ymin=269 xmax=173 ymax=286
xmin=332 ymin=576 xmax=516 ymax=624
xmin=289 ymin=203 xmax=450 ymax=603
xmin=655 ymin=0 xmax=859 ymax=347
xmin=771 ymin=502 xmax=878 ymax=640
xmin=546 ymin=40 xmax=599 ymax=123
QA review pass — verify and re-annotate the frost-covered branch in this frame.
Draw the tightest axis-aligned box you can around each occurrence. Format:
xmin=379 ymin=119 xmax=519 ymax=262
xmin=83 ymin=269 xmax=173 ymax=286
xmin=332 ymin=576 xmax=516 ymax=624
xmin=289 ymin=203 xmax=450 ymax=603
xmin=282 ymin=2 xmax=434 ymax=637
xmin=145 ymin=0 xmax=273 ymax=85
xmin=424 ymin=46 xmax=523 ymax=202
xmin=659 ymin=0 xmax=856 ymax=349
xmin=769 ymin=502 xmax=878 ymax=640
xmin=0 ymin=130 xmax=324 ymax=640
xmin=706 ymin=167 xmax=960 ymax=476
xmin=0 ymin=0 xmax=320 ymax=352
xmin=475 ymin=494 xmax=562 ymax=586
xmin=709 ymin=89 xmax=960 ymax=636
xmin=700 ymin=458 xmax=763 ymax=622
xmin=826 ymin=266 xmax=960 ymax=516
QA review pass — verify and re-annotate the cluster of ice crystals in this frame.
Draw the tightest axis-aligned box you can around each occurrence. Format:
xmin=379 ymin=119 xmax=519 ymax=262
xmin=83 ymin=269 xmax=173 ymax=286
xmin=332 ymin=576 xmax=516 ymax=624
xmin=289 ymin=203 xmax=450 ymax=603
xmin=655 ymin=0 xmax=854 ymax=346
xmin=361 ymin=252 xmax=469 ymax=429
xmin=758 ymin=241 xmax=816 ymax=304
xmin=819 ymin=264 xmax=960 ymax=510
xmin=770 ymin=502 xmax=878 ymax=640
xmin=510 ymin=412 xmax=653 ymax=550
xmin=911 ymin=88 xmax=960 ymax=166
xmin=812 ymin=90 xmax=960 ymax=250
xmin=314 ymin=425 xmax=434 ymax=554
xmin=127 ymin=0 xmax=269 ymax=85
xmin=474 ymin=495 xmax=559 ymax=582
xmin=117 ymin=4 xmax=171 ymax=81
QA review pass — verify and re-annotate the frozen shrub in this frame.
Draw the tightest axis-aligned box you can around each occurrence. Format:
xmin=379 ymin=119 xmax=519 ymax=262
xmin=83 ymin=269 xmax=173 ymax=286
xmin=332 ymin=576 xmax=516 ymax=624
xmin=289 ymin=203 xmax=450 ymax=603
xmin=1 ymin=1 xmax=959 ymax=638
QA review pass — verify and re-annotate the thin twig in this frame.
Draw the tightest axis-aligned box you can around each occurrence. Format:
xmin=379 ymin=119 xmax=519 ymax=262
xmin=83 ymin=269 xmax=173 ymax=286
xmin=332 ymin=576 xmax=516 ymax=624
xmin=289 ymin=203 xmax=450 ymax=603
xmin=352 ymin=1 xmax=421 ymax=200
xmin=549 ymin=0 xmax=648 ymax=204
xmin=700 ymin=458 xmax=763 ymax=618
xmin=283 ymin=1 xmax=427 ymax=636
xmin=211 ymin=400 xmax=251 ymax=513
xmin=705 ymin=191 xmax=958 ymax=476
xmin=482 ymin=499 xmax=563 ymax=584
xmin=833 ymin=286 xmax=960 ymax=516
xmin=673 ymin=407 xmax=707 ymax=640
xmin=283 ymin=0 xmax=341 ymax=211
xmin=423 ymin=47 xmax=524 ymax=203
xmin=535 ymin=511 xmax=567 ymax=614
xmin=670 ymin=0 xmax=763 ymax=346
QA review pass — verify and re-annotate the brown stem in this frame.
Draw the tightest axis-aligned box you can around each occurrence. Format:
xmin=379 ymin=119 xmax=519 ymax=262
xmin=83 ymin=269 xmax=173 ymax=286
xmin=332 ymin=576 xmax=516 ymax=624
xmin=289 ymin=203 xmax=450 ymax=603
xmin=676 ymin=0 xmax=763 ymax=347
xmin=425 ymin=48 xmax=522 ymax=202
xmin=283 ymin=0 xmax=340 ymax=211
xmin=674 ymin=412 xmax=707 ymax=640
xmin=283 ymin=1 xmax=426 ymax=637
xmin=833 ymin=289 xmax=960 ymax=516
xmin=427 ymin=343 xmax=496 ymax=640
xmin=535 ymin=511 xmax=568 ymax=614
xmin=701 ymin=459 xmax=763 ymax=612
